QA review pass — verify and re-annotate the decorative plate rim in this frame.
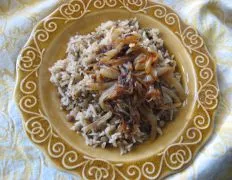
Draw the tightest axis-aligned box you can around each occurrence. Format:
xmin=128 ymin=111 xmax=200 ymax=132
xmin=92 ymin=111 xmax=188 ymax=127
xmin=14 ymin=0 xmax=219 ymax=179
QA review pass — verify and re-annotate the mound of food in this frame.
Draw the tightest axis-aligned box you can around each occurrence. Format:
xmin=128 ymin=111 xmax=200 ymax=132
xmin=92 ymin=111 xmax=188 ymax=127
xmin=49 ymin=19 xmax=185 ymax=154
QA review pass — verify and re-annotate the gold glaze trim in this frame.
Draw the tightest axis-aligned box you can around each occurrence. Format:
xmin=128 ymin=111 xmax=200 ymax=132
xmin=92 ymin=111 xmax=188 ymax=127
xmin=15 ymin=0 xmax=219 ymax=179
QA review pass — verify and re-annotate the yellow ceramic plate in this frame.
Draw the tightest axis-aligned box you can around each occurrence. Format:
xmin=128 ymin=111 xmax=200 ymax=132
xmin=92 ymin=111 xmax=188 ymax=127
xmin=15 ymin=0 xmax=219 ymax=179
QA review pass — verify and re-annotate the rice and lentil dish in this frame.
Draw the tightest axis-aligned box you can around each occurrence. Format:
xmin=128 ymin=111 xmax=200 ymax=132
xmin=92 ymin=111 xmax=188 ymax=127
xmin=49 ymin=19 xmax=185 ymax=154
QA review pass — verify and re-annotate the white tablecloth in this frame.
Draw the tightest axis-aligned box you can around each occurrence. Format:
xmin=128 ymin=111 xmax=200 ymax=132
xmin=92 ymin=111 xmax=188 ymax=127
xmin=0 ymin=0 xmax=231 ymax=179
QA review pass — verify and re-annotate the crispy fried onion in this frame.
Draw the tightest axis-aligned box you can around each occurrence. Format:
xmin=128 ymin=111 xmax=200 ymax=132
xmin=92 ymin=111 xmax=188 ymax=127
xmin=83 ymin=32 xmax=185 ymax=138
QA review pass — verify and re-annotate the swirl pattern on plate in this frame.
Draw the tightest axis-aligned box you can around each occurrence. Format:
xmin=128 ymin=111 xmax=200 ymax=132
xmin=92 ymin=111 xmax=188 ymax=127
xmin=15 ymin=0 xmax=219 ymax=179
